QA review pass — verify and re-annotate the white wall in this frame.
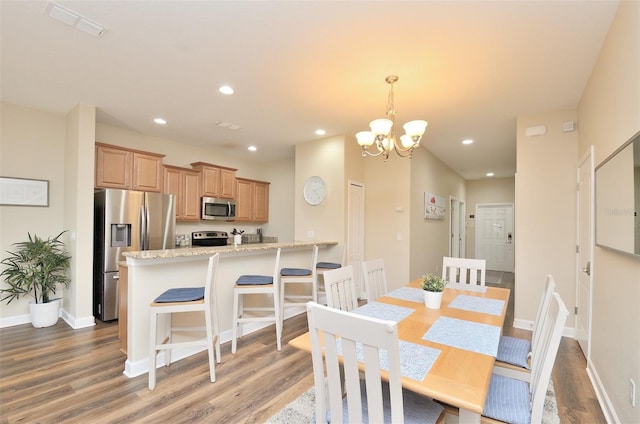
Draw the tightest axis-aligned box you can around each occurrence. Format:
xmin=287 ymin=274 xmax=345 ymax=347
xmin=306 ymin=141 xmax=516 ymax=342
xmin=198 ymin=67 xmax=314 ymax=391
xmin=0 ymin=103 xmax=67 ymax=324
xmin=466 ymin=177 xmax=515 ymax=258
xmin=577 ymin=1 xmax=640 ymax=422
xmin=514 ymin=109 xmax=578 ymax=325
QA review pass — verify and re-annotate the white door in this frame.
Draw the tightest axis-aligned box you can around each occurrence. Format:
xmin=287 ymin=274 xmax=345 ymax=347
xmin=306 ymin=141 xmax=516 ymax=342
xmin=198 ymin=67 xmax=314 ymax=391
xmin=476 ymin=204 xmax=514 ymax=271
xmin=449 ymin=197 xmax=460 ymax=257
xmin=576 ymin=147 xmax=594 ymax=358
xmin=347 ymin=180 xmax=365 ymax=296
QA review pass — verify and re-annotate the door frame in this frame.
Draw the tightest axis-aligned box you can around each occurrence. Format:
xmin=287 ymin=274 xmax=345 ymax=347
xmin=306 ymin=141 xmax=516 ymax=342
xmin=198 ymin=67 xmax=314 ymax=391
xmin=449 ymin=197 xmax=466 ymax=258
xmin=576 ymin=146 xmax=594 ymax=360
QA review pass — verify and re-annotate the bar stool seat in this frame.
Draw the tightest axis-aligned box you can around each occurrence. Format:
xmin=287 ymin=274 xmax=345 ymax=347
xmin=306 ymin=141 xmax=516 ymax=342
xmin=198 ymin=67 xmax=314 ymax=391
xmin=148 ymin=254 xmax=220 ymax=390
xmin=232 ymin=248 xmax=282 ymax=353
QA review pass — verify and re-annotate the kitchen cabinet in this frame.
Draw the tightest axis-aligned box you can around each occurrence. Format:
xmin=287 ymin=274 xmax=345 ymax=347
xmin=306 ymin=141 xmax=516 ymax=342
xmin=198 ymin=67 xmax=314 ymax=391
xmin=95 ymin=142 xmax=164 ymax=192
xmin=163 ymin=165 xmax=201 ymax=221
xmin=191 ymin=162 xmax=237 ymax=199
xmin=235 ymin=177 xmax=270 ymax=222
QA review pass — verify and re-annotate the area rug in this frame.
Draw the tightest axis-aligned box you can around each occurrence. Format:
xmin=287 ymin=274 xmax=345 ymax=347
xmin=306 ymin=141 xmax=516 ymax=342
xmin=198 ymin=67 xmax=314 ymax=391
xmin=485 ymin=270 xmax=504 ymax=285
xmin=266 ymin=379 xmax=560 ymax=423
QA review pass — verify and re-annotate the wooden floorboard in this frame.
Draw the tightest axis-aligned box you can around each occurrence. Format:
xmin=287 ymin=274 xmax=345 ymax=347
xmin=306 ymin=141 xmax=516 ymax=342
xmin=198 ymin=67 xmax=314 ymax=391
xmin=1 ymin=273 xmax=606 ymax=423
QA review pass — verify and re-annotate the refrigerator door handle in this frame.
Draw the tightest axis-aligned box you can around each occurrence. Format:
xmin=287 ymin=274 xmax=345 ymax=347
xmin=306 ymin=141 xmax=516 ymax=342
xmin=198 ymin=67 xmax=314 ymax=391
xmin=140 ymin=204 xmax=147 ymax=250
xmin=145 ymin=204 xmax=151 ymax=250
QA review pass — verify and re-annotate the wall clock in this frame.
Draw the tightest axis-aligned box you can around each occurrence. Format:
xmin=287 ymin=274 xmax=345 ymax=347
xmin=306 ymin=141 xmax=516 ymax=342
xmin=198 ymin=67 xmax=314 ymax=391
xmin=303 ymin=176 xmax=326 ymax=206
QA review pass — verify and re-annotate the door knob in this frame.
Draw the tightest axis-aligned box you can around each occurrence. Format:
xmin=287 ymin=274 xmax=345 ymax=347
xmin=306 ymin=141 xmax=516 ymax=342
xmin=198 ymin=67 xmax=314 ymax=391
xmin=582 ymin=261 xmax=591 ymax=276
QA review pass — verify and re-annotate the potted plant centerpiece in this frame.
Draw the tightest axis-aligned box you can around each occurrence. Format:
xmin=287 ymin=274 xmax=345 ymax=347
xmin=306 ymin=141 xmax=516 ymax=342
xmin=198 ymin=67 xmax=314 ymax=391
xmin=0 ymin=231 xmax=71 ymax=327
xmin=421 ymin=273 xmax=446 ymax=309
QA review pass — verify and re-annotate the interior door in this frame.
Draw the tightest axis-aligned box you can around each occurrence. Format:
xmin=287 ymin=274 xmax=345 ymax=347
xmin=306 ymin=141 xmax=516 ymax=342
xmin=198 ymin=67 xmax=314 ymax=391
xmin=449 ymin=197 xmax=460 ymax=258
xmin=576 ymin=146 xmax=594 ymax=358
xmin=475 ymin=204 xmax=514 ymax=271
xmin=347 ymin=180 xmax=365 ymax=296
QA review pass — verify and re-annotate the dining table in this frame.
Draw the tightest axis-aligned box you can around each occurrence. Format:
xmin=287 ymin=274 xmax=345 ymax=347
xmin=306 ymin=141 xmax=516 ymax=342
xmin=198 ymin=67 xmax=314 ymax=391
xmin=289 ymin=278 xmax=511 ymax=423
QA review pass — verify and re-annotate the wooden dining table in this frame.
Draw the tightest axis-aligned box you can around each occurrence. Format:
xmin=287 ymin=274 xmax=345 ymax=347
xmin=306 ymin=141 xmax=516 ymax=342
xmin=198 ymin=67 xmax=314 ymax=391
xmin=289 ymin=278 xmax=511 ymax=423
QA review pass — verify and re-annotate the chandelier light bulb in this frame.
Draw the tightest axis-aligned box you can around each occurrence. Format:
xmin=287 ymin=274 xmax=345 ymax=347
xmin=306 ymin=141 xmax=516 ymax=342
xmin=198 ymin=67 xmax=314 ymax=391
xmin=400 ymin=134 xmax=415 ymax=149
xmin=369 ymin=118 xmax=393 ymax=136
xmin=403 ymin=120 xmax=428 ymax=137
xmin=356 ymin=131 xmax=375 ymax=147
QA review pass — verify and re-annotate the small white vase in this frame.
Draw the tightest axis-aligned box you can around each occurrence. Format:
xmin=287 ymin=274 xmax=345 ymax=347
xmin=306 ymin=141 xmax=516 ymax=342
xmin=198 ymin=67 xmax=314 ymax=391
xmin=29 ymin=298 xmax=61 ymax=328
xmin=233 ymin=234 xmax=242 ymax=245
xmin=424 ymin=291 xmax=443 ymax=309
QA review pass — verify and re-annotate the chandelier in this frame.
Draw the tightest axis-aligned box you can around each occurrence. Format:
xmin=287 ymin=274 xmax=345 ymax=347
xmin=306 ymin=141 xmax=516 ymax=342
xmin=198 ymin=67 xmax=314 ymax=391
xmin=356 ymin=75 xmax=427 ymax=160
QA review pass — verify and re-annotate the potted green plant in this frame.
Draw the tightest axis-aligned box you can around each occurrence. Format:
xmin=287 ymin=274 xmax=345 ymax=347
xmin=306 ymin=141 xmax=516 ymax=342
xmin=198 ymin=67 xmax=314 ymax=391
xmin=0 ymin=231 xmax=71 ymax=327
xmin=421 ymin=273 xmax=446 ymax=309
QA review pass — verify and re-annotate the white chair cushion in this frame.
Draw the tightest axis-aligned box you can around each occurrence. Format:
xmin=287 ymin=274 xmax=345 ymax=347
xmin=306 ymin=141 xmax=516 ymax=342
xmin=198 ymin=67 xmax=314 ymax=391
xmin=497 ymin=335 xmax=531 ymax=369
xmin=327 ymin=380 xmax=444 ymax=424
xmin=483 ymin=374 xmax=531 ymax=424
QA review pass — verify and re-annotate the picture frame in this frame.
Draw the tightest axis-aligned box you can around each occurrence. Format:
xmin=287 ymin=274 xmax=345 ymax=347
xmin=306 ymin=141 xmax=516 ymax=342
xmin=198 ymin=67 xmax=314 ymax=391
xmin=0 ymin=176 xmax=49 ymax=207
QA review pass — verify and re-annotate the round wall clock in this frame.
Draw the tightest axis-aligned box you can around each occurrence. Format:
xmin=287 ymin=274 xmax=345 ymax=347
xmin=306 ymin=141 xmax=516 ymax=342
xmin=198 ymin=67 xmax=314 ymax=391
xmin=303 ymin=176 xmax=326 ymax=206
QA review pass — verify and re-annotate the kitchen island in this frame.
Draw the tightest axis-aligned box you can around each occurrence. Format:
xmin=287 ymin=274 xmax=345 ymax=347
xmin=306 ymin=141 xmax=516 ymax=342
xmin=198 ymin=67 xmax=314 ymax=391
xmin=120 ymin=240 xmax=339 ymax=378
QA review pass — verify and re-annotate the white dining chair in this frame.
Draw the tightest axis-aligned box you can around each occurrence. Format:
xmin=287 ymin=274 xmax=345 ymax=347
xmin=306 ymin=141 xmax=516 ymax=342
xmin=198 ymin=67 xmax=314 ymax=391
xmin=323 ymin=265 xmax=359 ymax=312
xmin=441 ymin=256 xmax=486 ymax=291
xmin=231 ymin=248 xmax=282 ymax=353
xmin=280 ymin=245 xmax=318 ymax=324
xmin=148 ymin=253 xmax=220 ymax=390
xmin=481 ymin=292 xmax=568 ymax=424
xmin=306 ymin=302 xmax=445 ymax=424
xmin=361 ymin=257 xmax=389 ymax=302
xmin=493 ymin=274 xmax=556 ymax=381
xmin=316 ymin=245 xmax=347 ymax=303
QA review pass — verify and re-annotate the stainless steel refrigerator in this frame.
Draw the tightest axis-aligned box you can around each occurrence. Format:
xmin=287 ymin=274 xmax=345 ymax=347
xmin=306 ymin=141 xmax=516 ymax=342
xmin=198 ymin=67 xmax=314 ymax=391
xmin=93 ymin=189 xmax=176 ymax=321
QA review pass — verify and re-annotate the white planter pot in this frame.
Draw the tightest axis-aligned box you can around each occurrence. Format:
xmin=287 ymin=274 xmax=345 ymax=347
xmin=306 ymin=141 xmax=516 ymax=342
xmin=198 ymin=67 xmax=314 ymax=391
xmin=424 ymin=291 xmax=443 ymax=309
xmin=29 ymin=298 xmax=61 ymax=328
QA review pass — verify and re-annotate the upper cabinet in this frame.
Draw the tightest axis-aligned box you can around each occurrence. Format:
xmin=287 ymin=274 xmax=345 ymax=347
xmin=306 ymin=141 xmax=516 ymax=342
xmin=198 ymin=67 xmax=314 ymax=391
xmin=95 ymin=142 xmax=164 ymax=192
xmin=163 ymin=165 xmax=201 ymax=221
xmin=235 ymin=177 xmax=270 ymax=222
xmin=191 ymin=162 xmax=237 ymax=199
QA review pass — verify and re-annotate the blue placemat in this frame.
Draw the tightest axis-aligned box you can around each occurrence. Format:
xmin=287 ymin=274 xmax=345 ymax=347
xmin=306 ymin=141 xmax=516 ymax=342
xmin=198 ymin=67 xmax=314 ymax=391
xmin=385 ymin=287 xmax=425 ymax=304
xmin=352 ymin=301 xmax=415 ymax=323
xmin=336 ymin=339 xmax=441 ymax=382
xmin=448 ymin=294 xmax=505 ymax=316
xmin=422 ymin=316 xmax=501 ymax=357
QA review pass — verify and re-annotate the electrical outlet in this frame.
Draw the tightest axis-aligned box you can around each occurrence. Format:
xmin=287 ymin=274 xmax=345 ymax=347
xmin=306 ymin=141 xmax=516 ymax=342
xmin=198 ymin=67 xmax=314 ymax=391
xmin=631 ymin=379 xmax=636 ymax=407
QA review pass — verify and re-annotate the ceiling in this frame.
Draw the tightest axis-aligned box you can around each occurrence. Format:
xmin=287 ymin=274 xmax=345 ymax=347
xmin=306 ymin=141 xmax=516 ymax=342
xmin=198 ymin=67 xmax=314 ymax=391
xmin=1 ymin=1 xmax=619 ymax=180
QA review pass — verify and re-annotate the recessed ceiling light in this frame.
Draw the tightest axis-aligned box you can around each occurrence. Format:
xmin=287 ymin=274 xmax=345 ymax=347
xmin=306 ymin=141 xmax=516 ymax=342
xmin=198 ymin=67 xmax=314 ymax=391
xmin=315 ymin=129 xmax=326 ymax=136
xmin=154 ymin=118 xmax=167 ymax=125
xmin=486 ymin=172 xmax=495 ymax=177
xmin=219 ymin=85 xmax=234 ymax=95
xmin=462 ymin=139 xmax=474 ymax=145
xmin=248 ymin=146 xmax=257 ymax=152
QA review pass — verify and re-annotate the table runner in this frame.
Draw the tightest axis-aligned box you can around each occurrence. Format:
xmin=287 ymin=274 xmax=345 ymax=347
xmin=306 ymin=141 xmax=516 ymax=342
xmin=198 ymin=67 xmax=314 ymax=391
xmin=448 ymin=294 xmax=505 ymax=316
xmin=423 ymin=316 xmax=501 ymax=357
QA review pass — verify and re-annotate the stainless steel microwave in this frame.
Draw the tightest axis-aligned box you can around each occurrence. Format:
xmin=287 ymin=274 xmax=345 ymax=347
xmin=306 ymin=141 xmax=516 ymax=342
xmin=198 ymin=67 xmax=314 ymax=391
xmin=201 ymin=197 xmax=236 ymax=221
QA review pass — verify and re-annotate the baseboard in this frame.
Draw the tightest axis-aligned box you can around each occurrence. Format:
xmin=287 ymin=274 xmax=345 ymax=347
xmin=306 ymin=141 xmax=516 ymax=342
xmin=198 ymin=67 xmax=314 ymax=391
xmin=513 ymin=318 xmax=574 ymax=338
xmin=0 ymin=313 xmax=31 ymax=328
xmin=587 ymin=359 xmax=621 ymax=424
xmin=60 ymin=309 xmax=96 ymax=329
xmin=124 ymin=306 xmax=307 ymax=379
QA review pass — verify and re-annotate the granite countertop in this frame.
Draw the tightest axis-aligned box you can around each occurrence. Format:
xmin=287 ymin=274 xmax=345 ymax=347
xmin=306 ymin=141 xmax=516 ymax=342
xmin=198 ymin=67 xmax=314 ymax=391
xmin=123 ymin=240 xmax=338 ymax=261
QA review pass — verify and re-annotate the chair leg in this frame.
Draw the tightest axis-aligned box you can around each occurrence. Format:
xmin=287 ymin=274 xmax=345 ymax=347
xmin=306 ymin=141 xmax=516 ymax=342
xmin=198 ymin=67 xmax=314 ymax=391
xmin=204 ymin=307 xmax=216 ymax=383
xmin=213 ymin=311 xmax=221 ymax=364
xmin=149 ymin=310 xmax=158 ymax=390
xmin=232 ymin=291 xmax=239 ymax=354
xmin=164 ymin=313 xmax=172 ymax=366
xmin=273 ymin=286 xmax=282 ymax=351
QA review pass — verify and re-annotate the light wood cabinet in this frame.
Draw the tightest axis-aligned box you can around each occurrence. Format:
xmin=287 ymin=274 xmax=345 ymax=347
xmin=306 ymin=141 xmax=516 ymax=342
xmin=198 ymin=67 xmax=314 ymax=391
xmin=191 ymin=162 xmax=237 ymax=199
xmin=163 ymin=165 xmax=201 ymax=221
xmin=235 ymin=177 xmax=270 ymax=222
xmin=95 ymin=142 xmax=164 ymax=192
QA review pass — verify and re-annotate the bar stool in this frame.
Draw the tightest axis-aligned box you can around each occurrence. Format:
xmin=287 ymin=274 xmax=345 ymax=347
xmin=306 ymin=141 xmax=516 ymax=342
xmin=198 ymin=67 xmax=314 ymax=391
xmin=316 ymin=245 xmax=346 ymax=303
xmin=148 ymin=253 xmax=220 ymax=390
xmin=232 ymin=248 xmax=282 ymax=353
xmin=280 ymin=245 xmax=318 ymax=324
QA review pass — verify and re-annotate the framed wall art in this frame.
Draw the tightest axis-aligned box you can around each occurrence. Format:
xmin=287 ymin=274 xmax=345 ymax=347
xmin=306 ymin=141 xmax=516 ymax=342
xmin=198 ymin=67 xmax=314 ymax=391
xmin=0 ymin=177 xmax=49 ymax=207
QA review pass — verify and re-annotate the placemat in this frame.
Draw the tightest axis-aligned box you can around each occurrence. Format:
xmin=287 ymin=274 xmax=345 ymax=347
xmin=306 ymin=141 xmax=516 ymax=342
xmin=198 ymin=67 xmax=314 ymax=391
xmin=422 ymin=316 xmax=501 ymax=357
xmin=336 ymin=339 xmax=441 ymax=382
xmin=384 ymin=287 xmax=425 ymax=303
xmin=448 ymin=294 xmax=505 ymax=316
xmin=353 ymin=301 xmax=415 ymax=323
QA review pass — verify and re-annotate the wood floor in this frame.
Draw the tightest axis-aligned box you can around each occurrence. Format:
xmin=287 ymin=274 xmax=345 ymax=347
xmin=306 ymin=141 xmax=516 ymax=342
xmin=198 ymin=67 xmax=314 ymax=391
xmin=1 ymin=273 xmax=606 ymax=423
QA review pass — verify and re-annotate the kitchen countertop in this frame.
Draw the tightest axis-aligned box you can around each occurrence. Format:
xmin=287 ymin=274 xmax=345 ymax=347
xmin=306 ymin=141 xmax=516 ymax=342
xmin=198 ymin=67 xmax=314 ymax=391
xmin=123 ymin=240 xmax=338 ymax=262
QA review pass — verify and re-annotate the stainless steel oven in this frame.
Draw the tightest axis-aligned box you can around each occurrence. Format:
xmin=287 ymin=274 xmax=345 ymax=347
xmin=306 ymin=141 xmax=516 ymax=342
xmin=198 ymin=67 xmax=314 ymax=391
xmin=201 ymin=197 xmax=236 ymax=221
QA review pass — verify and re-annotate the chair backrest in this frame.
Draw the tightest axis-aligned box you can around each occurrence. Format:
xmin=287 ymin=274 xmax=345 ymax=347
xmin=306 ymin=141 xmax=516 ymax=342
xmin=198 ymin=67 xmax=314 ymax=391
xmin=310 ymin=245 xmax=319 ymax=277
xmin=529 ymin=292 xmax=568 ymax=423
xmin=323 ymin=265 xmax=359 ymax=312
xmin=442 ymin=256 xmax=486 ymax=291
xmin=306 ymin=301 xmax=405 ymax=423
xmin=272 ymin=248 xmax=282 ymax=296
xmin=204 ymin=253 xmax=220 ymax=307
xmin=531 ymin=274 xmax=556 ymax=351
xmin=361 ymin=257 xmax=388 ymax=301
